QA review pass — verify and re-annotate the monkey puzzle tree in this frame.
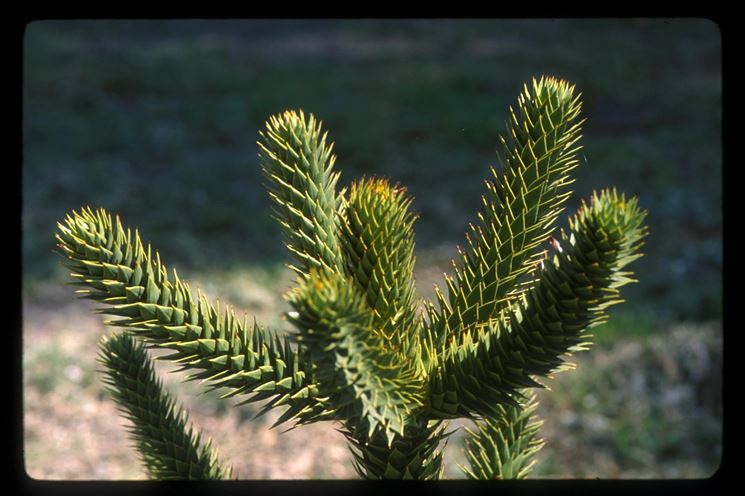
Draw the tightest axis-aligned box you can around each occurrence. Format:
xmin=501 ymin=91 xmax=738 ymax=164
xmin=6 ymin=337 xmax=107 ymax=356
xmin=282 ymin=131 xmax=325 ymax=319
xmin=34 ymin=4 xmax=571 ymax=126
xmin=55 ymin=76 xmax=647 ymax=479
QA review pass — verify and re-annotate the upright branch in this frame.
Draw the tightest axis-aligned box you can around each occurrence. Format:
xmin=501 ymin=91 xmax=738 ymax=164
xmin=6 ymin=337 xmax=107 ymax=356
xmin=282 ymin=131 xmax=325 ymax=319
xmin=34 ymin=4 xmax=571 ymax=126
xmin=258 ymin=110 xmax=344 ymax=277
xmin=338 ymin=178 xmax=422 ymax=368
xmin=286 ymin=269 xmax=426 ymax=446
xmin=460 ymin=389 xmax=544 ymax=480
xmin=424 ymin=77 xmax=584 ymax=359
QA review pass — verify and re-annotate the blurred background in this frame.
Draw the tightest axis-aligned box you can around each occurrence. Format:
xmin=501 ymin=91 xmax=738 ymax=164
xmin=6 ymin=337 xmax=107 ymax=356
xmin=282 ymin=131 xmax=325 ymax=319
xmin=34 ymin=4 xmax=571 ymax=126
xmin=22 ymin=19 xmax=722 ymax=479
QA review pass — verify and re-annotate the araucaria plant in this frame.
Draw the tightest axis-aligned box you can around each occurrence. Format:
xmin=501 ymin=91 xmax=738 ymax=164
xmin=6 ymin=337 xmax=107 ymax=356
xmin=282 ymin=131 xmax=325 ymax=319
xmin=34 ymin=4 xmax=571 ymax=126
xmin=55 ymin=76 xmax=647 ymax=480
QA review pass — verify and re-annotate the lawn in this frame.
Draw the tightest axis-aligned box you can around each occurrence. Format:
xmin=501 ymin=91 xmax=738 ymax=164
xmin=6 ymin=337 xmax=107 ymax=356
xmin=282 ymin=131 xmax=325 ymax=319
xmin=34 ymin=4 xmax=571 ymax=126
xmin=22 ymin=18 xmax=722 ymax=479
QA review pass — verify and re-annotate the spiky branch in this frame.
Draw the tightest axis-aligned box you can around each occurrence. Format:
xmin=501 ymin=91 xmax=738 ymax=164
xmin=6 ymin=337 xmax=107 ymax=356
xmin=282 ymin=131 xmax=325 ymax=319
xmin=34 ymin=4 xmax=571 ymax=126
xmin=55 ymin=208 xmax=328 ymax=427
xmin=425 ymin=77 xmax=584 ymax=354
xmin=258 ymin=110 xmax=344 ymax=277
xmin=98 ymin=332 xmax=231 ymax=480
xmin=460 ymin=390 xmax=544 ymax=480
xmin=428 ymin=189 xmax=647 ymax=419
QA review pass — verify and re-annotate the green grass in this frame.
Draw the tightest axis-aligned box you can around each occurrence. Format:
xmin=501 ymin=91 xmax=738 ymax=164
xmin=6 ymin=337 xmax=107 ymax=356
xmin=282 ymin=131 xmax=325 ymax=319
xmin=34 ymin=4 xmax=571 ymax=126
xmin=592 ymin=308 xmax=660 ymax=348
xmin=23 ymin=344 xmax=96 ymax=395
xmin=531 ymin=322 xmax=722 ymax=478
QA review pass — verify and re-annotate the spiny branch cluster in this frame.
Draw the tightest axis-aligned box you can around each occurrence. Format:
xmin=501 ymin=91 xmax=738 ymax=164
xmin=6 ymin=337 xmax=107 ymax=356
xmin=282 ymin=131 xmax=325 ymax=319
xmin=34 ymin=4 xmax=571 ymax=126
xmin=56 ymin=76 xmax=647 ymax=480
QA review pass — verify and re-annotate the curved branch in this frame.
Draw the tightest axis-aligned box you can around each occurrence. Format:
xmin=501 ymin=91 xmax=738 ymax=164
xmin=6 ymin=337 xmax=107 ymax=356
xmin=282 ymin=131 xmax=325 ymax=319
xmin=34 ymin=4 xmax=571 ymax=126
xmin=98 ymin=332 xmax=232 ymax=480
xmin=56 ymin=207 xmax=327 ymax=428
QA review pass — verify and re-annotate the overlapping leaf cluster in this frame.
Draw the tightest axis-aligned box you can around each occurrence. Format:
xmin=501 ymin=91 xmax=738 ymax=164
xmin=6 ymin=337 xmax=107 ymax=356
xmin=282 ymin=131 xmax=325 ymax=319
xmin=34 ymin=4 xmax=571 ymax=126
xmin=460 ymin=390 xmax=544 ymax=480
xmin=56 ymin=76 xmax=647 ymax=480
xmin=98 ymin=332 xmax=231 ymax=480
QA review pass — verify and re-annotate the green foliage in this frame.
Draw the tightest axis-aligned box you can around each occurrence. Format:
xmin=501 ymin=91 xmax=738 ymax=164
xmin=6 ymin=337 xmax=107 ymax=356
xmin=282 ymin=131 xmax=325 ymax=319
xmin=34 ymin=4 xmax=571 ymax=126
xmin=460 ymin=390 xmax=544 ymax=480
xmin=55 ymin=207 xmax=328 ymax=427
xmin=98 ymin=332 xmax=231 ymax=480
xmin=344 ymin=419 xmax=450 ymax=480
xmin=339 ymin=178 xmax=419 ymax=354
xmin=258 ymin=110 xmax=344 ymax=277
xmin=428 ymin=188 xmax=648 ymax=419
xmin=425 ymin=77 xmax=583 ymax=351
xmin=286 ymin=268 xmax=426 ymax=444
xmin=56 ymin=75 xmax=647 ymax=479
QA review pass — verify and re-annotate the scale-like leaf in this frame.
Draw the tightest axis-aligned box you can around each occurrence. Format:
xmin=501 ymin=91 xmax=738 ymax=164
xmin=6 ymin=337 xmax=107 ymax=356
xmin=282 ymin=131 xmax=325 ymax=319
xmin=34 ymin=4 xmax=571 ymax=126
xmin=344 ymin=419 xmax=450 ymax=480
xmin=428 ymin=189 xmax=647 ymax=418
xmin=460 ymin=390 xmax=544 ymax=480
xmin=98 ymin=332 xmax=231 ymax=480
xmin=258 ymin=110 xmax=344 ymax=277
xmin=427 ymin=77 xmax=584 ymax=354
xmin=56 ymin=207 xmax=328 ymax=427
xmin=338 ymin=177 xmax=422 ymax=365
xmin=286 ymin=269 xmax=426 ymax=446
